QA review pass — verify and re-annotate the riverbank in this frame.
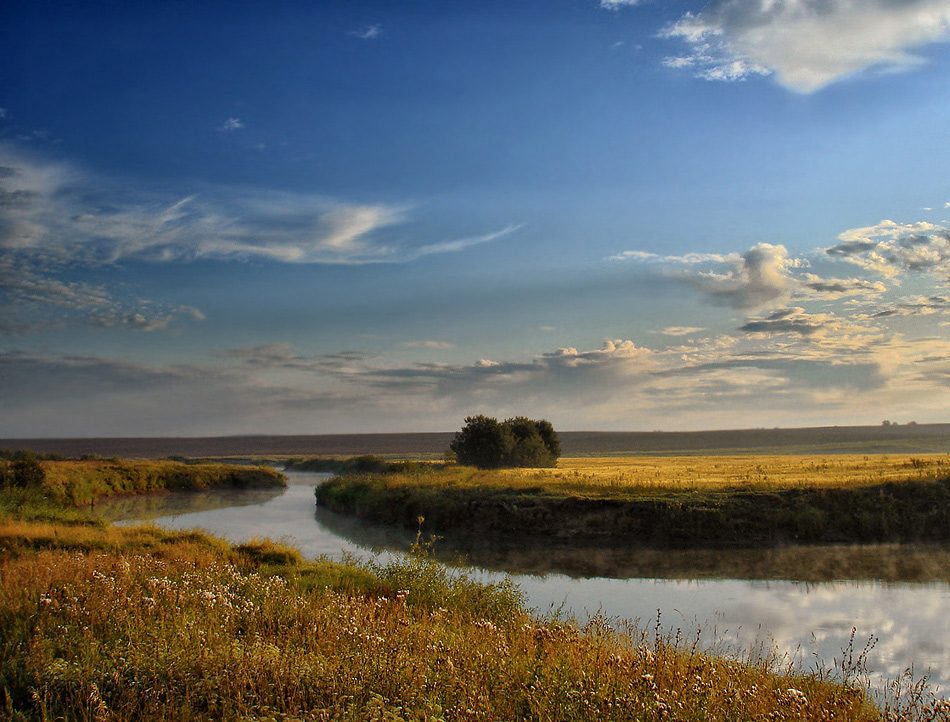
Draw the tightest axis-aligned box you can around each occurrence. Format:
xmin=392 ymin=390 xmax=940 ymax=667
xmin=1 ymin=457 xmax=286 ymax=509
xmin=0 ymin=459 xmax=913 ymax=721
xmin=314 ymin=455 xmax=950 ymax=547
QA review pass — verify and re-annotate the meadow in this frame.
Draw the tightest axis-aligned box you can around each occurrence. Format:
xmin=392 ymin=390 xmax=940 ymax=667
xmin=2 ymin=455 xmax=940 ymax=720
xmin=314 ymin=454 xmax=950 ymax=547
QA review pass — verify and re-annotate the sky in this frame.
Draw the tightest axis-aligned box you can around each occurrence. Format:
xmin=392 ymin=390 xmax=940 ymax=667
xmin=2 ymin=0 xmax=950 ymax=438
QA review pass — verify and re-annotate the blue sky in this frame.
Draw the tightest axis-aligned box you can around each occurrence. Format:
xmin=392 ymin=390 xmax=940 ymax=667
xmin=2 ymin=0 xmax=950 ymax=437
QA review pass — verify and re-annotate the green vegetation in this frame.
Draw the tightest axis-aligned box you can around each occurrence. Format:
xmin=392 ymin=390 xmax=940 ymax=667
xmin=284 ymin=454 xmax=430 ymax=474
xmin=450 ymin=415 xmax=560 ymax=469
xmin=0 ymin=457 xmax=285 ymax=508
xmin=0 ymin=454 xmax=929 ymax=720
xmin=315 ymin=455 xmax=950 ymax=547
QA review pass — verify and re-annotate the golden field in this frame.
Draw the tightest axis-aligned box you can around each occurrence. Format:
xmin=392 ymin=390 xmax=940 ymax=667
xmin=487 ymin=453 xmax=950 ymax=495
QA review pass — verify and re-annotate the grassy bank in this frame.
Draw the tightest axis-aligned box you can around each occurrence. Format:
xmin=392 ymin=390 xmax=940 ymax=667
xmin=314 ymin=455 xmax=950 ymax=547
xmin=1 ymin=458 xmax=285 ymax=510
xmin=0 ymin=460 xmax=924 ymax=720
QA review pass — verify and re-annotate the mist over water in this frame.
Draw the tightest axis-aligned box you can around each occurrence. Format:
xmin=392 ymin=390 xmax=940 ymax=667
xmin=96 ymin=470 xmax=950 ymax=696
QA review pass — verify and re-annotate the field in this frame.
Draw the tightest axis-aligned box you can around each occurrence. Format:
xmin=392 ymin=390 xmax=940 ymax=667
xmin=0 ymin=459 xmax=916 ymax=721
xmin=498 ymin=454 xmax=950 ymax=494
xmin=315 ymin=453 xmax=950 ymax=547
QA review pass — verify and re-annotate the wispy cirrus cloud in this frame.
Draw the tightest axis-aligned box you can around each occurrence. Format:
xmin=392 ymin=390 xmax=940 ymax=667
xmin=600 ymin=0 xmax=647 ymax=8
xmin=402 ymin=340 xmax=455 ymax=350
xmin=0 ymin=147 xmax=519 ymax=334
xmin=0 ymin=147 xmax=518 ymax=266
xmin=660 ymin=0 xmax=950 ymax=92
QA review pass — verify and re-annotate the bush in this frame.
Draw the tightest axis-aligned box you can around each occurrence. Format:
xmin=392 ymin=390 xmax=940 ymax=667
xmin=450 ymin=415 xmax=560 ymax=469
xmin=1 ymin=454 xmax=46 ymax=489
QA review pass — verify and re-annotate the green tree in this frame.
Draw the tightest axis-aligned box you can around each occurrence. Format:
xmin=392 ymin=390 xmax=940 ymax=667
xmin=450 ymin=415 xmax=560 ymax=469
xmin=503 ymin=416 xmax=557 ymax=468
xmin=450 ymin=415 xmax=514 ymax=469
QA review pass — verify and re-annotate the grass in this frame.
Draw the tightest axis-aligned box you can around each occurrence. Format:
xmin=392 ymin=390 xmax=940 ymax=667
xmin=2 ymin=458 xmax=939 ymax=720
xmin=34 ymin=458 xmax=286 ymax=506
xmin=315 ymin=454 xmax=950 ymax=547
xmin=336 ymin=454 xmax=950 ymax=497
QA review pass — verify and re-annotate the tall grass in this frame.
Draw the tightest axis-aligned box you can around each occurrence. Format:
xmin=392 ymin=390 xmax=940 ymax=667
xmin=34 ymin=459 xmax=286 ymax=505
xmin=2 ymin=541 xmax=905 ymax=722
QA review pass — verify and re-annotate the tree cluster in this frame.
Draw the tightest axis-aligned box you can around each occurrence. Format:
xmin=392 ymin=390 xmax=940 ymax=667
xmin=449 ymin=415 xmax=560 ymax=469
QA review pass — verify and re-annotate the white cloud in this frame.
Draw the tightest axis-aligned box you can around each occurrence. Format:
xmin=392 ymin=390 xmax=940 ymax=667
xmin=351 ymin=24 xmax=382 ymax=40
xmin=660 ymin=0 xmax=950 ymax=92
xmin=799 ymin=274 xmax=888 ymax=299
xmin=680 ymin=243 xmax=796 ymax=310
xmin=0 ymin=148 xmax=517 ymax=266
xmin=402 ymin=340 xmax=455 ymax=350
xmin=656 ymin=326 xmax=706 ymax=336
xmin=218 ymin=117 xmax=245 ymax=132
xmin=825 ymin=219 xmax=950 ymax=277
xmin=600 ymin=0 xmax=645 ymax=8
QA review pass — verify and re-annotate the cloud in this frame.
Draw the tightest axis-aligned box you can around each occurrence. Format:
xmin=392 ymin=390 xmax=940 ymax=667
xmin=739 ymin=307 xmax=829 ymax=337
xmin=216 ymin=344 xmax=375 ymax=375
xmin=680 ymin=243 xmax=796 ymax=310
xmin=351 ymin=24 xmax=382 ymax=40
xmin=402 ymin=341 xmax=455 ymax=350
xmin=0 ymin=256 xmax=204 ymax=335
xmin=0 ymin=148 xmax=518 ymax=267
xmin=799 ymin=274 xmax=888 ymax=298
xmin=656 ymin=326 xmax=706 ymax=336
xmin=825 ymin=219 xmax=950 ymax=276
xmin=218 ymin=117 xmax=245 ymax=132
xmin=600 ymin=0 xmax=645 ymax=8
xmin=660 ymin=0 xmax=950 ymax=92
xmin=859 ymin=294 xmax=950 ymax=319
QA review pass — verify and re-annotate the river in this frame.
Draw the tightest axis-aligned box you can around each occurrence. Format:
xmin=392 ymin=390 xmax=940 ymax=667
xmin=95 ymin=470 xmax=950 ymax=696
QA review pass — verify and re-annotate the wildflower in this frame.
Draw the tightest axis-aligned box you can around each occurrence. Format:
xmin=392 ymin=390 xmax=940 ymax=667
xmin=786 ymin=688 xmax=808 ymax=705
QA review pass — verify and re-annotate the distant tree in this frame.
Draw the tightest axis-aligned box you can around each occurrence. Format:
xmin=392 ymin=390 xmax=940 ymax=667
xmin=450 ymin=415 xmax=514 ymax=470
xmin=450 ymin=415 xmax=560 ymax=469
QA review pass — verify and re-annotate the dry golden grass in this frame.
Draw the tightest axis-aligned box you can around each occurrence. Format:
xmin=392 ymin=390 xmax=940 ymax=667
xmin=491 ymin=453 xmax=950 ymax=495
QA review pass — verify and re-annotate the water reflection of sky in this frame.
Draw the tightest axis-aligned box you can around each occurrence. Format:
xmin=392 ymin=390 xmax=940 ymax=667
xmin=98 ymin=471 xmax=950 ymax=696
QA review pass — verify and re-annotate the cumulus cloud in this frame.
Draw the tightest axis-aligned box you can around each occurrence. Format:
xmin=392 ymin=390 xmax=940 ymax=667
xmin=825 ymin=219 xmax=950 ymax=277
xmin=660 ymin=0 xmax=950 ymax=92
xmin=680 ymin=243 xmax=796 ymax=310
